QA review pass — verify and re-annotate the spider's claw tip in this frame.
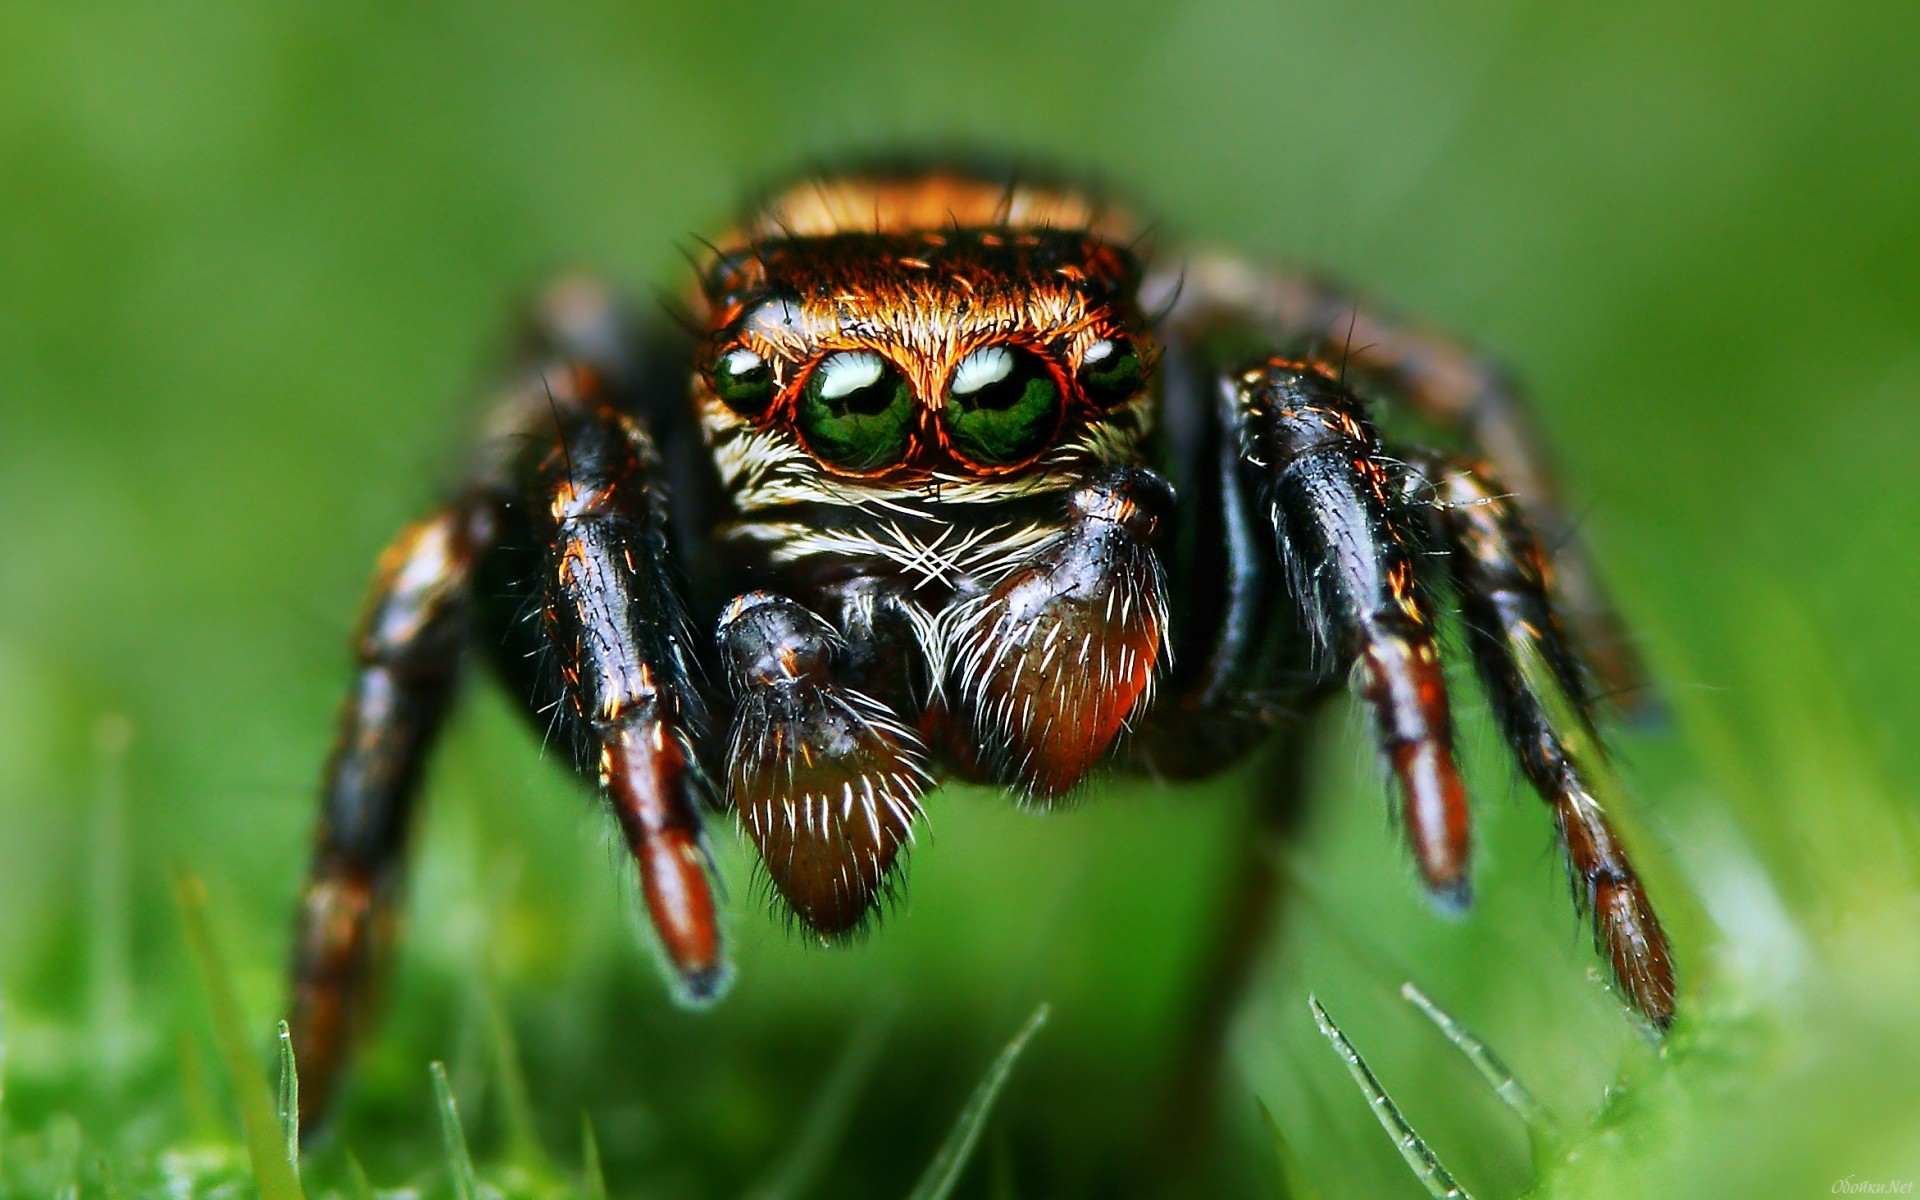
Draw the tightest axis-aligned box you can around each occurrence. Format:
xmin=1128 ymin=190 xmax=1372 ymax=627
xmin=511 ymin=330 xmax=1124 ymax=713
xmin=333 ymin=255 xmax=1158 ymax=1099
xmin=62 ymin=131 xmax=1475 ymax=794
xmin=1426 ymin=875 xmax=1473 ymax=917
xmin=1613 ymin=688 xmax=1672 ymax=733
xmin=669 ymin=959 xmax=736 ymax=1009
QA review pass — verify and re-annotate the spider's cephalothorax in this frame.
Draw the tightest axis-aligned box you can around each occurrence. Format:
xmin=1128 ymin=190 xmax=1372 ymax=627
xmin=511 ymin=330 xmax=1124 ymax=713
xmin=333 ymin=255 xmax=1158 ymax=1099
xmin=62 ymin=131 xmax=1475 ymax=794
xmin=694 ymin=178 xmax=1174 ymax=815
xmin=288 ymin=167 xmax=1676 ymax=1129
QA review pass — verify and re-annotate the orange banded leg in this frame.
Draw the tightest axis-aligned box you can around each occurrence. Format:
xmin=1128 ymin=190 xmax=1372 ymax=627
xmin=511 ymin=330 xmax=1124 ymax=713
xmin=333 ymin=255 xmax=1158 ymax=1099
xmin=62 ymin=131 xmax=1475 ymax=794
xmin=949 ymin=467 xmax=1173 ymax=800
xmin=1419 ymin=455 xmax=1676 ymax=1027
xmin=289 ymin=504 xmax=482 ymax=1130
xmin=1161 ymin=260 xmax=1652 ymax=718
xmin=1236 ymin=359 xmax=1473 ymax=907
xmin=523 ymin=392 xmax=727 ymax=1003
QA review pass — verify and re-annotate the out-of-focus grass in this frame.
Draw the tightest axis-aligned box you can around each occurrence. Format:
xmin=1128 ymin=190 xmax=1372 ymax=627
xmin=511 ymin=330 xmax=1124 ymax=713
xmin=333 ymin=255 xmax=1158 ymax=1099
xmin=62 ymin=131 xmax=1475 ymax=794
xmin=1257 ymin=589 xmax=1920 ymax=1198
xmin=2 ymin=1 xmax=1916 ymax=1197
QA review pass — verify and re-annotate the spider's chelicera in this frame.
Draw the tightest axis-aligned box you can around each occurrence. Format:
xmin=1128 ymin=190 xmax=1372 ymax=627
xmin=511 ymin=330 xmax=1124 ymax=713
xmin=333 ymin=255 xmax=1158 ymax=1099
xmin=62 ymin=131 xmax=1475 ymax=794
xmin=289 ymin=167 xmax=1676 ymax=1126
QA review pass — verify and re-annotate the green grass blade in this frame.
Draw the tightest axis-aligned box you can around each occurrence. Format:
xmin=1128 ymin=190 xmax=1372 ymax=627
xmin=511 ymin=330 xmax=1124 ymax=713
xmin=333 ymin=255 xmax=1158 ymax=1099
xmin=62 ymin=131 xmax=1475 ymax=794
xmin=47 ymin=1114 xmax=80 ymax=1200
xmin=581 ymin=1113 xmax=609 ymax=1200
xmin=903 ymin=1003 xmax=1050 ymax=1200
xmin=431 ymin=1061 xmax=479 ymax=1200
xmin=90 ymin=716 xmax=134 ymax=1087
xmin=275 ymin=1020 xmax=301 ymax=1185
xmin=0 ymin=991 xmax=8 ymax=1177
xmin=744 ymin=1007 xmax=894 ymax=1200
xmin=1400 ymin=982 xmax=1557 ymax=1147
xmin=1309 ymin=996 xmax=1472 ymax=1200
xmin=97 ymin=1157 xmax=129 ymax=1200
xmin=176 ymin=1031 xmax=224 ymax=1141
xmin=345 ymin=1151 xmax=376 ymax=1200
xmin=174 ymin=872 xmax=306 ymax=1200
xmin=1256 ymin=1099 xmax=1323 ymax=1200
xmin=480 ymin=980 xmax=551 ymax=1175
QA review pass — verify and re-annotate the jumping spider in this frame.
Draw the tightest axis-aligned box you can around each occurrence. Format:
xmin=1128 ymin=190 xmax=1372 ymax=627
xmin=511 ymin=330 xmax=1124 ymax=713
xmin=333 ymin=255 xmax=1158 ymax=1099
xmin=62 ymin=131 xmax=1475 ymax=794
xmin=289 ymin=166 xmax=1676 ymax=1125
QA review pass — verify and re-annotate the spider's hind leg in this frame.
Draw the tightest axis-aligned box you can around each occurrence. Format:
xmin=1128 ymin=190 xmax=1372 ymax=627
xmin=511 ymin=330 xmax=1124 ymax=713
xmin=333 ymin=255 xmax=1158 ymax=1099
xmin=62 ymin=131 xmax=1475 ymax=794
xmin=1412 ymin=452 xmax=1676 ymax=1027
xmin=289 ymin=501 xmax=485 ymax=1130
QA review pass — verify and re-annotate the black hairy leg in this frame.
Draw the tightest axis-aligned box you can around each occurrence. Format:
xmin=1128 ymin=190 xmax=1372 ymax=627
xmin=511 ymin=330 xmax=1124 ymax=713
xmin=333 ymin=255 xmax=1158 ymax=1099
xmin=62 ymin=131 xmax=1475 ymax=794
xmin=1123 ymin=327 xmax=1297 ymax=778
xmin=1235 ymin=358 xmax=1474 ymax=905
xmin=716 ymin=592 xmax=932 ymax=936
xmin=1413 ymin=453 xmax=1676 ymax=1026
xmin=474 ymin=365 xmax=724 ymax=1003
xmin=1156 ymin=261 xmax=1652 ymax=718
xmin=946 ymin=466 xmax=1174 ymax=800
xmin=288 ymin=502 xmax=485 ymax=1128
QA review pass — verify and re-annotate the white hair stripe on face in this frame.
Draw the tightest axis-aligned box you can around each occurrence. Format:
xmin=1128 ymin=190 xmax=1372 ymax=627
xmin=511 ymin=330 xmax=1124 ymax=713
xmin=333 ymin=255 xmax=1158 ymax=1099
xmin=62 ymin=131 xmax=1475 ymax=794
xmin=951 ymin=345 xmax=1014 ymax=396
xmin=817 ymin=350 xmax=885 ymax=400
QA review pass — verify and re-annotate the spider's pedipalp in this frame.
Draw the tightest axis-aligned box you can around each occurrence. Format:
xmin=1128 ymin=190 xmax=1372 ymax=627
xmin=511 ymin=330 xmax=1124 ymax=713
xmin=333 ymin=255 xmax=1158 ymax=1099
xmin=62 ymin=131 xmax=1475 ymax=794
xmin=718 ymin=592 xmax=931 ymax=937
xmin=947 ymin=466 xmax=1173 ymax=801
xmin=1417 ymin=454 xmax=1676 ymax=1027
xmin=1236 ymin=359 xmax=1473 ymax=906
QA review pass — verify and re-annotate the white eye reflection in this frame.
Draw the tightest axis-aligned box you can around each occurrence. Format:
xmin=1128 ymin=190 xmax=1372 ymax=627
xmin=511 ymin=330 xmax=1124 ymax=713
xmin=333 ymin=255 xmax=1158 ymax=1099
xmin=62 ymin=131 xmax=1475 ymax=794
xmin=1082 ymin=338 xmax=1115 ymax=364
xmin=722 ymin=347 xmax=765 ymax=375
xmin=816 ymin=350 xmax=886 ymax=400
xmin=951 ymin=345 xmax=1015 ymax=396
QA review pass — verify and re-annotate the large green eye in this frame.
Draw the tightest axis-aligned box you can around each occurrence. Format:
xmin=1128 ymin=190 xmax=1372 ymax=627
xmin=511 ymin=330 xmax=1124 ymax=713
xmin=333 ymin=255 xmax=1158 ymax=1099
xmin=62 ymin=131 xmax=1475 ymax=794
xmin=1079 ymin=337 xmax=1144 ymax=405
xmin=796 ymin=350 xmax=916 ymax=471
xmin=712 ymin=346 xmax=775 ymax=413
xmin=942 ymin=345 xmax=1062 ymax=467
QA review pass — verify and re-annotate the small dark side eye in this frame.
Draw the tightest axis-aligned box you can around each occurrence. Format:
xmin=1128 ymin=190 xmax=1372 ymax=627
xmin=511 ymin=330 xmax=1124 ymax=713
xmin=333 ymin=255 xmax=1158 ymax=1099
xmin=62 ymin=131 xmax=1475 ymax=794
xmin=1079 ymin=337 xmax=1144 ymax=404
xmin=712 ymin=347 xmax=776 ymax=413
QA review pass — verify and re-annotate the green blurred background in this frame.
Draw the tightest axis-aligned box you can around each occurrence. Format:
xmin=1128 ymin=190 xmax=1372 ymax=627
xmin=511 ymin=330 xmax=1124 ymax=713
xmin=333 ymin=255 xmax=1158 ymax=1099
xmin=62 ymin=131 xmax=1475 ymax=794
xmin=3 ymin=1 xmax=1917 ymax=1197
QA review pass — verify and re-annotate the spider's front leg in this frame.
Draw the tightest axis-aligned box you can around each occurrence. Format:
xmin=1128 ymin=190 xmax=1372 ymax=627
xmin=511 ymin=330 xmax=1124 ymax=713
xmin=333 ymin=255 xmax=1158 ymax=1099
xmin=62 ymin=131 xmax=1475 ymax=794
xmin=1235 ymin=359 xmax=1474 ymax=903
xmin=1162 ymin=263 xmax=1652 ymax=717
xmin=1230 ymin=357 xmax=1675 ymax=1026
xmin=475 ymin=365 xmax=725 ymax=1001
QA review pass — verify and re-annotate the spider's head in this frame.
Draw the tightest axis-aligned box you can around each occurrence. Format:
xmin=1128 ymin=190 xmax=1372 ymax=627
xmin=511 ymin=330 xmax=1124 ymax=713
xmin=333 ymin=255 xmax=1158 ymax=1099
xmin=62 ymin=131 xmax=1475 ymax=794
xmin=692 ymin=172 xmax=1157 ymax=511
